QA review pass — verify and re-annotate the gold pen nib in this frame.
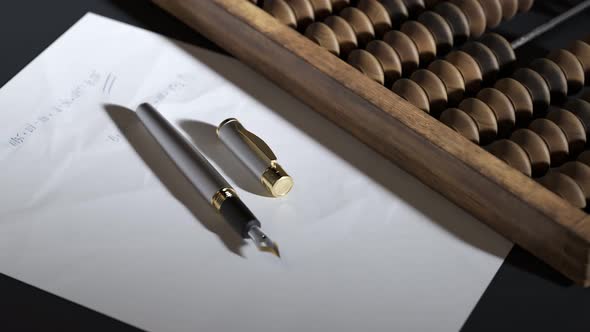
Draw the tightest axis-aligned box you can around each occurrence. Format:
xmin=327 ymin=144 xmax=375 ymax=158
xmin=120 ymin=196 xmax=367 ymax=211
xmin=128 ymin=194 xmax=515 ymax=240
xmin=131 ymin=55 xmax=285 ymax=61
xmin=248 ymin=226 xmax=281 ymax=258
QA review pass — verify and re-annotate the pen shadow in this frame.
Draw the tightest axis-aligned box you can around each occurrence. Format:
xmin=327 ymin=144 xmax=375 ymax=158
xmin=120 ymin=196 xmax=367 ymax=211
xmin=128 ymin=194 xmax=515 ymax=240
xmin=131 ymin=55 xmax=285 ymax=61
xmin=168 ymin=43 xmax=510 ymax=261
xmin=103 ymin=104 xmax=246 ymax=257
xmin=178 ymin=120 xmax=273 ymax=198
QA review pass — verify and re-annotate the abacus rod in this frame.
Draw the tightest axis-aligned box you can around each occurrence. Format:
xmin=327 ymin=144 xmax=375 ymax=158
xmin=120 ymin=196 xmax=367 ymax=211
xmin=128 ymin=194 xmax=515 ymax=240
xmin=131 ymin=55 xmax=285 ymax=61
xmin=511 ymin=0 xmax=590 ymax=49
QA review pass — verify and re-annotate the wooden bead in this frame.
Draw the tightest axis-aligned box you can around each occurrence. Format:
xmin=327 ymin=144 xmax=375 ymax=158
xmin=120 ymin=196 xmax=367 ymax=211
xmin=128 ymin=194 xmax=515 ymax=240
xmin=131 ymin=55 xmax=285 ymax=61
xmin=383 ymin=30 xmax=420 ymax=73
xmin=477 ymin=0 xmax=502 ymax=28
xmin=263 ymin=0 xmax=298 ymax=28
xmin=476 ymin=88 xmax=515 ymax=135
xmin=567 ymin=40 xmax=590 ymax=80
xmin=433 ymin=2 xmax=470 ymax=44
xmin=347 ymin=49 xmax=385 ymax=85
xmin=428 ymin=60 xmax=465 ymax=105
xmin=518 ymin=0 xmax=534 ymax=12
xmin=449 ymin=0 xmax=486 ymax=38
xmin=546 ymin=107 xmax=587 ymax=157
xmin=560 ymin=161 xmax=590 ymax=204
xmin=324 ymin=15 xmax=358 ymax=57
xmin=512 ymin=68 xmax=551 ymax=113
xmin=357 ymin=0 xmax=392 ymax=37
xmin=446 ymin=50 xmax=482 ymax=94
xmin=529 ymin=118 xmax=570 ymax=166
xmin=547 ymin=49 xmax=585 ymax=94
xmin=305 ymin=22 xmax=340 ymax=55
xmin=510 ymin=128 xmax=551 ymax=177
xmin=440 ymin=108 xmax=480 ymax=143
xmin=331 ymin=0 xmax=350 ymax=11
xmin=285 ymin=0 xmax=315 ymax=30
xmin=417 ymin=11 xmax=453 ymax=54
xmin=410 ymin=69 xmax=448 ymax=113
xmin=392 ymin=78 xmax=430 ymax=112
xmin=402 ymin=0 xmax=426 ymax=14
xmin=563 ymin=98 xmax=590 ymax=134
xmin=537 ymin=171 xmax=586 ymax=209
xmin=366 ymin=40 xmax=402 ymax=84
xmin=340 ymin=7 xmax=375 ymax=46
xmin=578 ymin=150 xmax=590 ymax=167
xmin=486 ymin=139 xmax=532 ymax=177
xmin=400 ymin=21 xmax=437 ymax=64
xmin=462 ymin=41 xmax=499 ymax=83
xmin=498 ymin=0 xmax=518 ymax=20
xmin=379 ymin=0 xmax=409 ymax=25
xmin=494 ymin=78 xmax=533 ymax=122
xmin=309 ymin=0 xmax=333 ymax=19
xmin=459 ymin=98 xmax=498 ymax=143
xmin=529 ymin=58 xmax=568 ymax=104
xmin=479 ymin=33 xmax=516 ymax=72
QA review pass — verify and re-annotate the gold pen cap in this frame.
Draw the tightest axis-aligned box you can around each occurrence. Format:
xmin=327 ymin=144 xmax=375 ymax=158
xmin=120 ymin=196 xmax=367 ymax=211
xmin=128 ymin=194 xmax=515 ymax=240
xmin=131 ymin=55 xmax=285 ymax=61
xmin=217 ymin=118 xmax=293 ymax=197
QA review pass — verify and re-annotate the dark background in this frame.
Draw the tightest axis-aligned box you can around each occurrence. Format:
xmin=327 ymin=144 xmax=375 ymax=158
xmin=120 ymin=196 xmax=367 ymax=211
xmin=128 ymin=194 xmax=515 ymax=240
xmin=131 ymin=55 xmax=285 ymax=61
xmin=1 ymin=1 xmax=590 ymax=331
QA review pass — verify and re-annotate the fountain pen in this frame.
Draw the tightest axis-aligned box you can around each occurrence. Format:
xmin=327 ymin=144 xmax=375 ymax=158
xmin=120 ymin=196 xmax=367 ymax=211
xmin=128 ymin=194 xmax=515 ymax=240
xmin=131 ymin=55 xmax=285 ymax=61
xmin=136 ymin=103 xmax=280 ymax=257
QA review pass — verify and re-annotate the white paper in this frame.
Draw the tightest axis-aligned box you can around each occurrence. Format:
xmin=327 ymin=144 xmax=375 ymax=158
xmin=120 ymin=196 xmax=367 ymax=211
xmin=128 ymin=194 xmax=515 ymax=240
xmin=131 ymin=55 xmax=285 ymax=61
xmin=0 ymin=13 xmax=512 ymax=332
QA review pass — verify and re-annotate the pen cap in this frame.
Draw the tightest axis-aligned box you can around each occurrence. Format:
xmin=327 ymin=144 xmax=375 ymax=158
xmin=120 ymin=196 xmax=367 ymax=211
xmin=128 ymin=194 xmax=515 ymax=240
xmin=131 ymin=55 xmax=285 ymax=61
xmin=217 ymin=118 xmax=293 ymax=197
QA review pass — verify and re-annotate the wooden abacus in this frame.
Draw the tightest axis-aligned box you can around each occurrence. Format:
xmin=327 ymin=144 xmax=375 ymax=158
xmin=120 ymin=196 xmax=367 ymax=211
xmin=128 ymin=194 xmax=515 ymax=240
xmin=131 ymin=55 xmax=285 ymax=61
xmin=153 ymin=0 xmax=590 ymax=285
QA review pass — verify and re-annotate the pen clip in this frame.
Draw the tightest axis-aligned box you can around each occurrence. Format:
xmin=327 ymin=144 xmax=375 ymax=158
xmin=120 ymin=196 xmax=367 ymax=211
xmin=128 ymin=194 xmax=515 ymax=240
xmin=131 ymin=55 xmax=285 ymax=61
xmin=233 ymin=121 xmax=277 ymax=164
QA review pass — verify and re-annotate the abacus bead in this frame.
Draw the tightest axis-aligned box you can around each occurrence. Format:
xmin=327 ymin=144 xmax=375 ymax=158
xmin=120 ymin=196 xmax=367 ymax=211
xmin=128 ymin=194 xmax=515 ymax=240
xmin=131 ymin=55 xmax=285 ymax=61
xmin=309 ymin=0 xmax=333 ymax=19
xmin=331 ymin=0 xmax=350 ymax=11
xmin=410 ymin=69 xmax=448 ymax=113
xmin=567 ymin=40 xmax=590 ymax=79
xmin=518 ymin=0 xmax=534 ymax=12
xmin=486 ymin=140 xmax=532 ymax=177
xmin=512 ymin=68 xmax=551 ymax=112
xmin=476 ymin=88 xmax=515 ymax=135
xmin=285 ymin=0 xmax=315 ymax=30
xmin=462 ymin=41 xmax=499 ymax=83
xmin=357 ymin=0 xmax=392 ymax=36
xmin=402 ymin=0 xmax=426 ymax=14
xmin=529 ymin=58 xmax=568 ymax=104
xmin=446 ymin=50 xmax=483 ymax=94
xmin=459 ymin=98 xmax=498 ymax=144
xmin=340 ymin=7 xmax=375 ymax=46
xmin=433 ymin=2 xmax=470 ymax=44
xmin=392 ymin=78 xmax=430 ymax=112
xmin=324 ymin=16 xmax=358 ymax=57
xmin=563 ymin=98 xmax=590 ymax=134
xmin=347 ymin=49 xmax=386 ymax=85
xmin=379 ymin=0 xmax=409 ymax=25
xmin=546 ymin=107 xmax=587 ymax=156
xmin=383 ymin=30 xmax=420 ymax=73
xmin=477 ymin=0 xmax=502 ymax=28
xmin=440 ymin=108 xmax=480 ymax=143
xmin=305 ymin=22 xmax=340 ymax=55
xmin=510 ymin=129 xmax=551 ymax=177
xmin=529 ymin=118 xmax=570 ymax=166
xmin=263 ymin=0 xmax=298 ymax=28
xmin=547 ymin=49 xmax=585 ymax=94
xmin=366 ymin=40 xmax=403 ymax=84
xmin=537 ymin=171 xmax=586 ymax=209
xmin=417 ymin=11 xmax=453 ymax=54
xmin=494 ymin=78 xmax=534 ymax=122
xmin=559 ymin=162 xmax=590 ymax=204
xmin=479 ymin=33 xmax=515 ymax=72
xmin=428 ymin=60 xmax=465 ymax=105
xmin=400 ymin=21 xmax=437 ymax=64
xmin=449 ymin=0 xmax=486 ymax=38
xmin=498 ymin=0 xmax=518 ymax=20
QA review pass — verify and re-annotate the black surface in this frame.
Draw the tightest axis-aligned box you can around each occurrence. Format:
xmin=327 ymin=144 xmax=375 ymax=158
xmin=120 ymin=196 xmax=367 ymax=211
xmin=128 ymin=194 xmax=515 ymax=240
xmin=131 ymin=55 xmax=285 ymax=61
xmin=1 ymin=1 xmax=590 ymax=331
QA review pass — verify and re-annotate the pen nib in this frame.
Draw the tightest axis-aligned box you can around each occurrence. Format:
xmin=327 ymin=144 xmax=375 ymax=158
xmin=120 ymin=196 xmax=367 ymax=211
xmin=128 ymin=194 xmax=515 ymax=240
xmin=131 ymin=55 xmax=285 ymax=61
xmin=248 ymin=226 xmax=280 ymax=258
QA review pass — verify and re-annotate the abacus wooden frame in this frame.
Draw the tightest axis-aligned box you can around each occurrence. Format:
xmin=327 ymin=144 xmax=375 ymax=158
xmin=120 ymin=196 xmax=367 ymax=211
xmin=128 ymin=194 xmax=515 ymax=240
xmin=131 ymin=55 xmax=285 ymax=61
xmin=153 ymin=0 xmax=590 ymax=286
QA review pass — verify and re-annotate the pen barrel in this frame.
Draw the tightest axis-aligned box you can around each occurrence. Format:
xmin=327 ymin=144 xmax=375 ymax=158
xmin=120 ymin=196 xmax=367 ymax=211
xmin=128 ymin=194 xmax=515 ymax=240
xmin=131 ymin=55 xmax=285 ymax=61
xmin=217 ymin=119 xmax=270 ymax=176
xmin=136 ymin=103 xmax=229 ymax=203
